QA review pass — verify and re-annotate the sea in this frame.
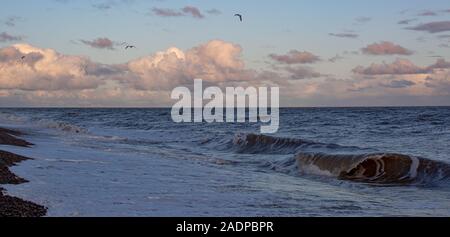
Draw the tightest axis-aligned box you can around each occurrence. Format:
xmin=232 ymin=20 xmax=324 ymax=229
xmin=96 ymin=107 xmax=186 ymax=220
xmin=0 ymin=107 xmax=449 ymax=217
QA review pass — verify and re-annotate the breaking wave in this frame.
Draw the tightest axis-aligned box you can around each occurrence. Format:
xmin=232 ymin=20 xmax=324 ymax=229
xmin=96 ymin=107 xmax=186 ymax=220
xmin=295 ymin=153 xmax=450 ymax=185
xmin=36 ymin=119 xmax=87 ymax=134
xmin=230 ymin=133 xmax=350 ymax=154
xmin=0 ymin=112 xmax=87 ymax=134
xmin=228 ymin=133 xmax=450 ymax=185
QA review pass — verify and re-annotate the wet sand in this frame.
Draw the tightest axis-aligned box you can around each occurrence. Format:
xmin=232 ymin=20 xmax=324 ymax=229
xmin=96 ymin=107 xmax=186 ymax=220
xmin=0 ymin=127 xmax=47 ymax=217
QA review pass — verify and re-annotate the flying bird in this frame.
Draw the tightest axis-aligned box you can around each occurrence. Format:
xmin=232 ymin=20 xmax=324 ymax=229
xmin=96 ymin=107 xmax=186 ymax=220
xmin=234 ymin=14 xmax=243 ymax=22
xmin=125 ymin=45 xmax=136 ymax=50
xmin=19 ymin=55 xmax=26 ymax=64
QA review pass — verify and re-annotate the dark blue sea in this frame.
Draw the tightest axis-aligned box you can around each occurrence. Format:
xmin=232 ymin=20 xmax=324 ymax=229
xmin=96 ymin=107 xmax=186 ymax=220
xmin=0 ymin=107 xmax=449 ymax=216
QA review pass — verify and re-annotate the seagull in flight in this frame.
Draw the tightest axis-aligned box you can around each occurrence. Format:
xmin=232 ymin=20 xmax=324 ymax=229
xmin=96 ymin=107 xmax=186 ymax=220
xmin=234 ymin=14 xmax=243 ymax=22
xmin=19 ymin=55 xmax=26 ymax=64
xmin=125 ymin=45 xmax=136 ymax=50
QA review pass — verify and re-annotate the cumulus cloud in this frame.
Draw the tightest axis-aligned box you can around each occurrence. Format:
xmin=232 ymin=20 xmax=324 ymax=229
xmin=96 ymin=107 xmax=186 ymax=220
xmin=353 ymin=58 xmax=450 ymax=75
xmin=269 ymin=50 xmax=320 ymax=64
xmin=151 ymin=6 xmax=204 ymax=19
xmin=0 ymin=44 xmax=110 ymax=91
xmin=0 ymin=32 xmax=22 ymax=42
xmin=407 ymin=21 xmax=450 ymax=33
xmin=0 ymin=40 xmax=274 ymax=94
xmin=80 ymin=37 xmax=116 ymax=50
xmin=2 ymin=40 xmax=449 ymax=107
xmin=362 ymin=41 xmax=413 ymax=55
xmin=329 ymin=33 xmax=359 ymax=38
xmin=125 ymin=40 xmax=255 ymax=90
xmin=352 ymin=59 xmax=428 ymax=75
xmin=282 ymin=64 xmax=450 ymax=106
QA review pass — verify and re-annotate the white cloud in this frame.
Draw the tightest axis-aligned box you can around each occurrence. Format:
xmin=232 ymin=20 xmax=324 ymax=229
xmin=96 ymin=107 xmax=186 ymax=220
xmin=0 ymin=44 xmax=105 ymax=91
xmin=1 ymin=41 xmax=450 ymax=107
xmin=125 ymin=40 xmax=255 ymax=90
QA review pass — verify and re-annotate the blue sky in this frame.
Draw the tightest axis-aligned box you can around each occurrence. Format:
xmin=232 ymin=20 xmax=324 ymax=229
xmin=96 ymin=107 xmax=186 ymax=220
xmin=2 ymin=0 xmax=448 ymax=64
xmin=1 ymin=0 xmax=450 ymax=106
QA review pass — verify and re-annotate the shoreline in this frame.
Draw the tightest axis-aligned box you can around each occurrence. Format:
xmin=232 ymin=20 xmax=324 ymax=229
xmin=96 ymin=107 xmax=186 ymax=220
xmin=0 ymin=127 xmax=47 ymax=217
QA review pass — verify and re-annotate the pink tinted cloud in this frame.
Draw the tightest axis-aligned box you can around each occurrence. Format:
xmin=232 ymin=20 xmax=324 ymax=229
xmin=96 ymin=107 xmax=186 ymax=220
xmin=353 ymin=58 xmax=450 ymax=75
xmin=362 ymin=41 xmax=413 ymax=55
xmin=0 ymin=44 xmax=116 ymax=91
xmin=151 ymin=7 xmax=184 ymax=17
xmin=182 ymin=6 xmax=204 ymax=19
xmin=353 ymin=59 xmax=428 ymax=75
xmin=270 ymin=50 xmax=320 ymax=64
xmin=0 ymin=32 xmax=22 ymax=42
xmin=407 ymin=21 xmax=450 ymax=33
xmin=80 ymin=37 xmax=116 ymax=50
xmin=152 ymin=6 xmax=205 ymax=19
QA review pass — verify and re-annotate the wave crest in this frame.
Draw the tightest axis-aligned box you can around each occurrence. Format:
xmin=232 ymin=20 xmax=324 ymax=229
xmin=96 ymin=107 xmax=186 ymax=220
xmin=231 ymin=133 xmax=343 ymax=154
xmin=37 ymin=119 xmax=87 ymax=134
xmin=296 ymin=153 xmax=450 ymax=184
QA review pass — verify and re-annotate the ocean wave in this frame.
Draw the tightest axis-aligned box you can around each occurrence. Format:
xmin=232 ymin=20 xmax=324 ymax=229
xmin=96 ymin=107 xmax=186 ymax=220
xmin=36 ymin=119 xmax=87 ymax=134
xmin=0 ymin=112 xmax=27 ymax=124
xmin=230 ymin=133 xmax=353 ymax=154
xmin=234 ymin=133 xmax=450 ymax=185
xmin=295 ymin=153 xmax=450 ymax=185
xmin=1 ymin=112 xmax=87 ymax=134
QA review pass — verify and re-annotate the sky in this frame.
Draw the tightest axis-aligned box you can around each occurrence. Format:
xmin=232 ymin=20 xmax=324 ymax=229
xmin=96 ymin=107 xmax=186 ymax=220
xmin=1 ymin=0 xmax=450 ymax=107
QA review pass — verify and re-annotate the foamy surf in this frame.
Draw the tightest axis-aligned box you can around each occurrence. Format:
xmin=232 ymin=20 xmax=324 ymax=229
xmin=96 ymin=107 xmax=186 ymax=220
xmin=0 ymin=112 xmax=87 ymax=134
xmin=36 ymin=119 xmax=87 ymax=134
